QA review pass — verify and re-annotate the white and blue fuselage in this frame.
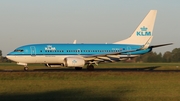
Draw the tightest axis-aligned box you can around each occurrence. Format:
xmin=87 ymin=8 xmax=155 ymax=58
xmin=7 ymin=43 xmax=152 ymax=64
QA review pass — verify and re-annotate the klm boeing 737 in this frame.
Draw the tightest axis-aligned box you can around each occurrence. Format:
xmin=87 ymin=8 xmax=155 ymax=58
xmin=6 ymin=10 xmax=172 ymax=71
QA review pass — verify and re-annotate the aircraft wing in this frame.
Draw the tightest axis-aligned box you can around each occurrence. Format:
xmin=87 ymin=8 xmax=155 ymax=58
xmin=83 ymin=49 xmax=139 ymax=58
xmin=83 ymin=49 xmax=140 ymax=64
xmin=149 ymin=43 xmax=173 ymax=48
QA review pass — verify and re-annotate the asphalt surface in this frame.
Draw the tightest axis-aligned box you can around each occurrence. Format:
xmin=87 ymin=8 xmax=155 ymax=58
xmin=1 ymin=66 xmax=180 ymax=72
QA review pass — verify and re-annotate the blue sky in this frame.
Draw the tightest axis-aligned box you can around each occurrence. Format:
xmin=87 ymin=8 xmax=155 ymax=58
xmin=0 ymin=0 xmax=179 ymax=56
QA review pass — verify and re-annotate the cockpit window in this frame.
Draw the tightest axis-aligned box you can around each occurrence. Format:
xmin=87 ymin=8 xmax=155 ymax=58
xmin=14 ymin=49 xmax=24 ymax=52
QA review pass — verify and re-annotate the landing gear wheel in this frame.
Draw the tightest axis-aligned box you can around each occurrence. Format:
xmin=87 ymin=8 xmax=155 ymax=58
xmin=24 ymin=67 xmax=28 ymax=71
xmin=75 ymin=67 xmax=82 ymax=70
xmin=87 ymin=65 xmax=94 ymax=71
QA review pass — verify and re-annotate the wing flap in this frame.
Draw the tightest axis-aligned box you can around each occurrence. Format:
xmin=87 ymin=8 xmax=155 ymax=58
xmin=83 ymin=49 xmax=139 ymax=59
xmin=83 ymin=49 xmax=141 ymax=64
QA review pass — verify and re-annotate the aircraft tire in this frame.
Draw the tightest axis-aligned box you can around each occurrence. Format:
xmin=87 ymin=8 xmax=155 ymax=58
xmin=24 ymin=67 xmax=28 ymax=71
xmin=87 ymin=65 xmax=94 ymax=71
xmin=75 ymin=67 xmax=82 ymax=70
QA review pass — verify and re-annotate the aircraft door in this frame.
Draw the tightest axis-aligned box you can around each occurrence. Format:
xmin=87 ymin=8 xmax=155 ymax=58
xmin=126 ymin=46 xmax=131 ymax=57
xmin=30 ymin=46 xmax=36 ymax=56
xmin=77 ymin=49 xmax=81 ymax=55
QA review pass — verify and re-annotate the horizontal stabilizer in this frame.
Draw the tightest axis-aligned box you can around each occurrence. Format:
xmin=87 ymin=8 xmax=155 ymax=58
xmin=149 ymin=43 xmax=173 ymax=48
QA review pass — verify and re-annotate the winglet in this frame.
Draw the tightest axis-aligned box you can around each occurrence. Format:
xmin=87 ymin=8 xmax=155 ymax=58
xmin=73 ymin=40 xmax=77 ymax=44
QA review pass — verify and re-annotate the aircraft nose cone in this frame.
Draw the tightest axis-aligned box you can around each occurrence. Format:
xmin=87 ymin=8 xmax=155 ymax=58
xmin=6 ymin=53 xmax=11 ymax=58
xmin=6 ymin=55 xmax=11 ymax=60
xmin=6 ymin=53 xmax=15 ymax=61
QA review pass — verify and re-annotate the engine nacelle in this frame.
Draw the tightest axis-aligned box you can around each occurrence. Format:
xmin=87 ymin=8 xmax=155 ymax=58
xmin=64 ymin=57 xmax=85 ymax=67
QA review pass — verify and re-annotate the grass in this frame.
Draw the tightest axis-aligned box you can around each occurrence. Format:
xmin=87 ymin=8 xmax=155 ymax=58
xmin=0 ymin=63 xmax=180 ymax=101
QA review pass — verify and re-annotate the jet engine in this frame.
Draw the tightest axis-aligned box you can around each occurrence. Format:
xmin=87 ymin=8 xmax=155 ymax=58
xmin=64 ymin=57 xmax=85 ymax=67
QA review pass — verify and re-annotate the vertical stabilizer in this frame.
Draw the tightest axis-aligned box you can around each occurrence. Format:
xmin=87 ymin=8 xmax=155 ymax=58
xmin=114 ymin=10 xmax=157 ymax=46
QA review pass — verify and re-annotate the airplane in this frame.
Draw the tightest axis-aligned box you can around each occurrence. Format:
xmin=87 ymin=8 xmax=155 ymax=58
xmin=6 ymin=10 xmax=172 ymax=71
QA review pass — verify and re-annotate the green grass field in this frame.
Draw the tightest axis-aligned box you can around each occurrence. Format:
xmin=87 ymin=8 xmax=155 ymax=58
xmin=0 ymin=63 xmax=180 ymax=101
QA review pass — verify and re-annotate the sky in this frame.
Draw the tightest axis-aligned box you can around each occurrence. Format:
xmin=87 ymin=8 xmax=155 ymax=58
xmin=0 ymin=0 xmax=179 ymax=56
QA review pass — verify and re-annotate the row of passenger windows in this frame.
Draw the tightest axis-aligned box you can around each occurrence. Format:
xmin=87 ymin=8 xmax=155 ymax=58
xmin=14 ymin=49 xmax=126 ymax=53
xmin=41 ymin=49 xmax=125 ymax=53
xmin=44 ymin=50 xmax=64 ymax=52
xmin=67 ymin=50 xmax=123 ymax=52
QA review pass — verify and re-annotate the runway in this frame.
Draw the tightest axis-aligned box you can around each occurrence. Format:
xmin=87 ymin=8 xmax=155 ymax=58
xmin=1 ymin=66 xmax=180 ymax=72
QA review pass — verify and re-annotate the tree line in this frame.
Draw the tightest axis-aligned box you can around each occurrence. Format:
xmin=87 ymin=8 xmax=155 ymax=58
xmin=0 ymin=50 xmax=11 ymax=62
xmin=135 ymin=48 xmax=180 ymax=63
xmin=1 ymin=48 xmax=180 ymax=63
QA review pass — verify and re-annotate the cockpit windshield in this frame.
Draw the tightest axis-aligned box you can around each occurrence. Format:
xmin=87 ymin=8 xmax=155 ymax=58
xmin=14 ymin=49 xmax=24 ymax=52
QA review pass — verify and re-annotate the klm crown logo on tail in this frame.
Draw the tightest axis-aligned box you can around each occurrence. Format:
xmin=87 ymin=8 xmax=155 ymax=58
xmin=136 ymin=26 xmax=151 ymax=36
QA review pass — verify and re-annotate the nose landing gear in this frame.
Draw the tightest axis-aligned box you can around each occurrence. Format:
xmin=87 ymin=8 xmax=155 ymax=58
xmin=24 ymin=66 xmax=29 ymax=71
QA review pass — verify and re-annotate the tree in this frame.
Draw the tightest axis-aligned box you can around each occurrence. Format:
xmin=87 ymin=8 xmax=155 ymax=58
xmin=0 ymin=50 xmax=2 ymax=62
xmin=135 ymin=51 xmax=164 ymax=63
xmin=163 ymin=51 xmax=171 ymax=62
xmin=0 ymin=50 xmax=2 ymax=57
xmin=135 ymin=52 xmax=156 ymax=62
xmin=171 ymin=48 xmax=180 ymax=62
xmin=156 ymin=52 xmax=163 ymax=62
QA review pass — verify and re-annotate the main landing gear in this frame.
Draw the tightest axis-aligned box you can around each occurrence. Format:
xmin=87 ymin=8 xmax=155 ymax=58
xmin=87 ymin=64 xmax=94 ymax=70
xmin=74 ymin=65 xmax=94 ymax=71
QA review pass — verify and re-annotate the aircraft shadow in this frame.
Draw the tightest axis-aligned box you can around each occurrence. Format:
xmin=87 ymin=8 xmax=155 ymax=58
xmin=33 ymin=66 xmax=161 ymax=72
xmin=0 ymin=87 xmax=130 ymax=101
